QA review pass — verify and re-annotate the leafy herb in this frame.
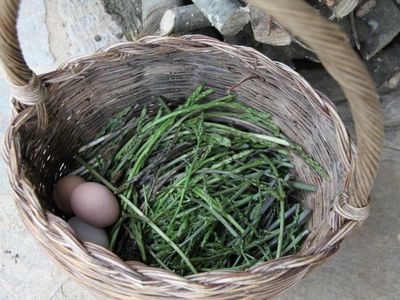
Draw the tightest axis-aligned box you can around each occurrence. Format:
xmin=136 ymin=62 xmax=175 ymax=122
xmin=74 ymin=86 xmax=328 ymax=276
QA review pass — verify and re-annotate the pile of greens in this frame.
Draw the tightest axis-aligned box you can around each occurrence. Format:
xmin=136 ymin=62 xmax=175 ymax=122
xmin=74 ymin=86 xmax=327 ymax=275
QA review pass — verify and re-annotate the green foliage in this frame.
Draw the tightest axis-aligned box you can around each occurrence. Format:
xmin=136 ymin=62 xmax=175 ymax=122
xmin=76 ymin=86 xmax=327 ymax=276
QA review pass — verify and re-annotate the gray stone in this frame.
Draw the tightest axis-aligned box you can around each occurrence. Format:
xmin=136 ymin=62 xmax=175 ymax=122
xmin=45 ymin=0 xmax=125 ymax=66
xmin=18 ymin=0 xmax=55 ymax=73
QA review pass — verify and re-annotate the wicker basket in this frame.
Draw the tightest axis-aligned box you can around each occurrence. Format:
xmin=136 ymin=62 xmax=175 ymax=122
xmin=0 ymin=0 xmax=384 ymax=299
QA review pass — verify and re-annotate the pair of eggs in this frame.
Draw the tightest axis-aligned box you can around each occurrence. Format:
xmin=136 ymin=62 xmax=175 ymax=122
xmin=54 ymin=175 xmax=120 ymax=248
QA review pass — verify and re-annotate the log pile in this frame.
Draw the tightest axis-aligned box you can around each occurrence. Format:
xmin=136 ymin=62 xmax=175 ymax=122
xmin=160 ymin=5 xmax=211 ymax=36
xmin=101 ymin=0 xmax=400 ymax=101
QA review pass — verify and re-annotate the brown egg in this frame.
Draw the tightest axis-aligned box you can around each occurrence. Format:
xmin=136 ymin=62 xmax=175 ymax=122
xmin=54 ymin=175 xmax=86 ymax=213
xmin=71 ymin=182 xmax=120 ymax=227
xmin=67 ymin=217 xmax=109 ymax=248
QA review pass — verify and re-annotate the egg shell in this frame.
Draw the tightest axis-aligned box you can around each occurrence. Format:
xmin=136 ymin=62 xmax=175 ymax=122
xmin=54 ymin=175 xmax=86 ymax=213
xmin=71 ymin=182 xmax=120 ymax=227
xmin=67 ymin=217 xmax=109 ymax=248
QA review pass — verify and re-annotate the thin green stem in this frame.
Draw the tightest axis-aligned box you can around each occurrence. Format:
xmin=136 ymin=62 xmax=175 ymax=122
xmin=120 ymin=195 xmax=197 ymax=274
xmin=75 ymin=155 xmax=197 ymax=274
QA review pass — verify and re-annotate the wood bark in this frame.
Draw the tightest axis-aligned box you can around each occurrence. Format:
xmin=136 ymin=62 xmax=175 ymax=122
xmin=191 ymin=0 xmax=250 ymax=36
xmin=160 ymin=5 xmax=211 ymax=36
xmin=139 ymin=0 xmax=184 ymax=37
xmin=249 ymin=6 xmax=291 ymax=46
xmin=142 ymin=0 xmax=183 ymax=21
xmin=323 ymin=0 xmax=359 ymax=18
xmin=359 ymin=0 xmax=400 ymax=59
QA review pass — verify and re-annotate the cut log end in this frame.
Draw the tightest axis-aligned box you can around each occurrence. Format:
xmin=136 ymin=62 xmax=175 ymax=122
xmin=331 ymin=0 xmax=359 ymax=19
xmin=160 ymin=9 xmax=176 ymax=36
xmin=160 ymin=5 xmax=212 ymax=36
xmin=220 ymin=7 xmax=250 ymax=36
xmin=142 ymin=0 xmax=183 ymax=21
xmin=249 ymin=6 xmax=291 ymax=46
xmin=192 ymin=0 xmax=250 ymax=36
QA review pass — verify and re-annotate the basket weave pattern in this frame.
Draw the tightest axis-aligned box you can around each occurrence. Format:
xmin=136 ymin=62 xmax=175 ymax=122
xmin=0 ymin=0 xmax=383 ymax=299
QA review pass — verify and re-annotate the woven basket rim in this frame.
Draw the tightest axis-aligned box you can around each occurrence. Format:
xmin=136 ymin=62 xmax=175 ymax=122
xmin=0 ymin=0 xmax=384 ymax=298
xmin=3 ymin=35 xmax=361 ymax=299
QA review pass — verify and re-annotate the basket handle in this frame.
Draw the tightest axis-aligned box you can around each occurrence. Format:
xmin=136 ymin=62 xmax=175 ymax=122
xmin=0 ymin=0 xmax=383 ymax=216
xmin=0 ymin=0 xmax=47 ymax=130
xmin=248 ymin=0 xmax=383 ymax=218
xmin=0 ymin=0 xmax=31 ymax=86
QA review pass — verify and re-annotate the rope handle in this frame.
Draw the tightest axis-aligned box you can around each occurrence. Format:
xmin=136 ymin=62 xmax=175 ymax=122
xmin=0 ymin=0 xmax=383 ymax=212
xmin=0 ymin=0 xmax=31 ymax=86
xmin=0 ymin=0 xmax=47 ymax=130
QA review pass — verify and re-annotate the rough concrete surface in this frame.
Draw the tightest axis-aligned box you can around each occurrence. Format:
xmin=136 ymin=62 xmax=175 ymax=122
xmin=0 ymin=1 xmax=399 ymax=299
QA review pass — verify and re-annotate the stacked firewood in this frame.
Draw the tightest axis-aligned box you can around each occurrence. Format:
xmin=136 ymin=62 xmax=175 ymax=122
xmin=102 ymin=0 xmax=400 ymax=101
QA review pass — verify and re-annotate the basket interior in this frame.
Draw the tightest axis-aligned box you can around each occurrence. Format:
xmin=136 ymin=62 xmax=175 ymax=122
xmin=19 ymin=43 xmax=352 ymax=254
